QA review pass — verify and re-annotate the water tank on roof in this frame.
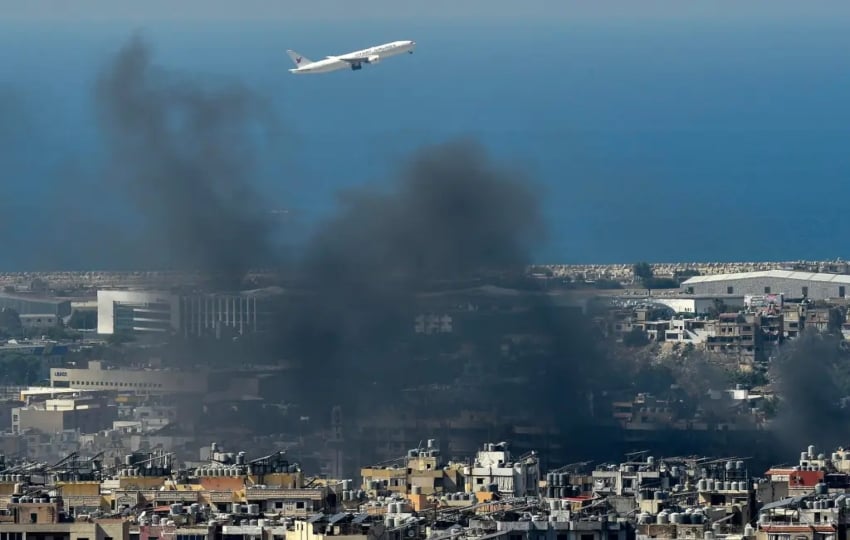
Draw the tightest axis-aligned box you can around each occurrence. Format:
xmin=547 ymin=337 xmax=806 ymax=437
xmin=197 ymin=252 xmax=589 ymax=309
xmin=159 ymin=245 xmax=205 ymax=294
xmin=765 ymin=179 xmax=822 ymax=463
xmin=248 ymin=504 xmax=260 ymax=515
xmin=698 ymin=479 xmax=708 ymax=491
xmin=816 ymin=482 xmax=828 ymax=495
xmin=725 ymin=461 xmax=734 ymax=471
xmin=809 ymin=445 xmax=817 ymax=458
xmin=691 ymin=513 xmax=704 ymax=525
xmin=736 ymin=461 xmax=744 ymax=470
xmin=744 ymin=524 xmax=755 ymax=537
xmin=657 ymin=512 xmax=669 ymax=525
xmin=801 ymin=452 xmax=809 ymax=462
xmin=819 ymin=454 xmax=826 ymax=461
xmin=170 ymin=504 xmax=183 ymax=515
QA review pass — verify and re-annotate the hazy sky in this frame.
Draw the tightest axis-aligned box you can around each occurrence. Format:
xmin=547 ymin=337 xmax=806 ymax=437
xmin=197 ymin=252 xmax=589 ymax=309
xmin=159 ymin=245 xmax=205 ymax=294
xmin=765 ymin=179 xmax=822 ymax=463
xmin=6 ymin=0 xmax=850 ymax=22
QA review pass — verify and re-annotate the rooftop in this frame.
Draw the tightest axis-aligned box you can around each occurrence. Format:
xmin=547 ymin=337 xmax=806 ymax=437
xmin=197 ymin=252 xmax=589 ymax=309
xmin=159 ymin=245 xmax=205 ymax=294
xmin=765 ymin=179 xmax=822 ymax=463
xmin=682 ymin=270 xmax=850 ymax=285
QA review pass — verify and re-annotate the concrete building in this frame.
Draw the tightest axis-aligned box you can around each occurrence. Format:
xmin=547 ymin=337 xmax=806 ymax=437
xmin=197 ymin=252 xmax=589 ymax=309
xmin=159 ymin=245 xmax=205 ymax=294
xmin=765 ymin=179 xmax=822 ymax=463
xmin=463 ymin=442 xmax=540 ymax=497
xmin=19 ymin=313 xmax=62 ymax=330
xmin=180 ymin=288 xmax=281 ymax=339
xmin=11 ymin=395 xmax=116 ymax=435
xmin=49 ymin=360 xmax=208 ymax=394
xmin=653 ymin=295 xmax=745 ymax=315
xmin=682 ymin=270 xmax=850 ymax=301
xmin=0 ymin=292 xmax=72 ymax=318
xmin=97 ymin=287 xmax=281 ymax=337
xmin=97 ymin=290 xmax=180 ymax=335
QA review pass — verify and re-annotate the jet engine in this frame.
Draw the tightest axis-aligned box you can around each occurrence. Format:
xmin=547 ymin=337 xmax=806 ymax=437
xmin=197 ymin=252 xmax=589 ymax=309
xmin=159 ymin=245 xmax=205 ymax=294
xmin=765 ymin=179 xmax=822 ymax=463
xmin=366 ymin=55 xmax=380 ymax=63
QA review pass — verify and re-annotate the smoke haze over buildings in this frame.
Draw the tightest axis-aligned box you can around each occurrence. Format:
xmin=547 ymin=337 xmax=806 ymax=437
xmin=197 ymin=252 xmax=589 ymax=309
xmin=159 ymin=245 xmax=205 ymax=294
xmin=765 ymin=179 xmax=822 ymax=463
xmin=95 ymin=35 xmax=279 ymax=287
xmin=769 ymin=329 xmax=850 ymax=450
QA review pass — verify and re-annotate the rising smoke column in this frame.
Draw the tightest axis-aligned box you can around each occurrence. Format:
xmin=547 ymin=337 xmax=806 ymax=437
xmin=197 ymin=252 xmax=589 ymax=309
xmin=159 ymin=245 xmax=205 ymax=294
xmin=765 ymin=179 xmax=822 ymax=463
xmin=277 ymin=138 xmax=619 ymax=421
xmin=278 ymin=139 xmax=545 ymax=402
xmin=769 ymin=329 xmax=850 ymax=451
xmin=95 ymin=35 xmax=278 ymax=287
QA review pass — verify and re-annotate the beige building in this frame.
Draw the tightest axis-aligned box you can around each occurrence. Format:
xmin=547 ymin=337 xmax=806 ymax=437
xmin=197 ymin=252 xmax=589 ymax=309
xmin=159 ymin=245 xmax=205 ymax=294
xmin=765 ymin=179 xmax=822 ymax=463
xmin=50 ymin=361 xmax=208 ymax=394
xmin=12 ymin=395 xmax=116 ymax=435
xmin=0 ymin=496 xmax=129 ymax=539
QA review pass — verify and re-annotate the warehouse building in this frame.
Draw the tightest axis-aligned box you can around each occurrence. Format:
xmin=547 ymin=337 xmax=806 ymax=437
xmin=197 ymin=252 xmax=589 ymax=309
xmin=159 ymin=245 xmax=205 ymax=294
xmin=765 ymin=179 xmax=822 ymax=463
xmin=0 ymin=292 xmax=71 ymax=318
xmin=681 ymin=270 xmax=850 ymax=301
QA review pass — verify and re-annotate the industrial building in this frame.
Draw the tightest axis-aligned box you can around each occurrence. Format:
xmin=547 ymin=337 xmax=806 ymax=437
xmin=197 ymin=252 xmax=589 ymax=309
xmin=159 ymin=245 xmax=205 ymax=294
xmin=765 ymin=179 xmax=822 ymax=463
xmin=179 ymin=287 xmax=281 ymax=339
xmin=681 ymin=270 xmax=850 ymax=301
xmin=0 ymin=292 xmax=71 ymax=318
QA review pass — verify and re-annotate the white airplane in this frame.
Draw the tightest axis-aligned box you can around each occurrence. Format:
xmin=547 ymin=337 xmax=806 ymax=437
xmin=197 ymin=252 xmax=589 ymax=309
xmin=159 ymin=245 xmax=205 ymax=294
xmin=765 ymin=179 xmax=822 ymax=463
xmin=286 ymin=40 xmax=416 ymax=74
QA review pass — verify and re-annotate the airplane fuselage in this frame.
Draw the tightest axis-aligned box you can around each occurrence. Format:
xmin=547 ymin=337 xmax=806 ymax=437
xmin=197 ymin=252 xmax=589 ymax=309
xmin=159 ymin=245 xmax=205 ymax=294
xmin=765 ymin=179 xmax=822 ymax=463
xmin=288 ymin=40 xmax=416 ymax=74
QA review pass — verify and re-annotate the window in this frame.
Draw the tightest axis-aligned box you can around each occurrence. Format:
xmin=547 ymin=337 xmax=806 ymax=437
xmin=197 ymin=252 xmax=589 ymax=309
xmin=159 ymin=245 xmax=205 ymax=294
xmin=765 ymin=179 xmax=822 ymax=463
xmin=840 ymin=286 xmax=846 ymax=298
xmin=802 ymin=286 xmax=809 ymax=297
xmin=727 ymin=286 xmax=734 ymax=294
xmin=686 ymin=286 xmax=694 ymax=294
xmin=764 ymin=286 xmax=771 ymax=294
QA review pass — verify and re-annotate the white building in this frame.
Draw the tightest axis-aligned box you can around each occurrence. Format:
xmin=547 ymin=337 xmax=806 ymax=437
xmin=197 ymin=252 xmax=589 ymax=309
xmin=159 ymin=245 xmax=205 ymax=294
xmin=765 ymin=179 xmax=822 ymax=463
xmin=98 ymin=288 xmax=279 ymax=338
xmin=464 ymin=442 xmax=540 ymax=497
xmin=97 ymin=289 xmax=180 ymax=335
xmin=653 ymin=295 xmax=745 ymax=315
xmin=682 ymin=270 xmax=850 ymax=301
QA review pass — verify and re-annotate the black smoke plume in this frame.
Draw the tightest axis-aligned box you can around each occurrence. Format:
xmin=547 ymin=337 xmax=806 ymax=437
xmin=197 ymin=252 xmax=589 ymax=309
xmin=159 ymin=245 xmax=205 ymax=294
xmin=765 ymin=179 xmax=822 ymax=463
xmin=769 ymin=329 xmax=850 ymax=450
xmin=95 ymin=35 xmax=278 ymax=287
xmin=274 ymin=139 xmax=618 ymax=421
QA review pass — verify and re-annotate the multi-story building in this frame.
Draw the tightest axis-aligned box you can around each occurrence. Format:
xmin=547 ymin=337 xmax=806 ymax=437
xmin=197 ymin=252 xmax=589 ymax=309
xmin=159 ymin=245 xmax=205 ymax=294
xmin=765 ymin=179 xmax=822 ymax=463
xmin=49 ymin=360 xmax=208 ymax=394
xmin=97 ymin=288 xmax=282 ymax=338
xmin=463 ymin=442 xmax=540 ymax=497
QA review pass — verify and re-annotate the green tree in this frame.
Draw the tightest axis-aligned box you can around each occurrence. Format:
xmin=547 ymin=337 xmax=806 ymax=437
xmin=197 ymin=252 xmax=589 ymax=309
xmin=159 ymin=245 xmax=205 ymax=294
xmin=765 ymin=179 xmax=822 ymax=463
xmin=0 ymin=308 xmax=22 ymax=337
xmin=0 ymin=353 xmax=42 ymax=385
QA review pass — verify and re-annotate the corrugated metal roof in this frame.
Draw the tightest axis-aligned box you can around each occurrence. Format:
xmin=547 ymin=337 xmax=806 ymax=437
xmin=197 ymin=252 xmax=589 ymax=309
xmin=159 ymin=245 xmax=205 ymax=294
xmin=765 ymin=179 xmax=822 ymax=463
xmin=682 ymin=270 xmax=850 ymax=285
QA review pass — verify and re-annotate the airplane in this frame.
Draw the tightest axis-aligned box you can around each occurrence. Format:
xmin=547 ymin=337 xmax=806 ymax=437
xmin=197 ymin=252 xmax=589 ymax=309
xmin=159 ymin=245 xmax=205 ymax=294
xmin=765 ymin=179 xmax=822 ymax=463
xmin=286 ymin=40 xmax=416 ymax=74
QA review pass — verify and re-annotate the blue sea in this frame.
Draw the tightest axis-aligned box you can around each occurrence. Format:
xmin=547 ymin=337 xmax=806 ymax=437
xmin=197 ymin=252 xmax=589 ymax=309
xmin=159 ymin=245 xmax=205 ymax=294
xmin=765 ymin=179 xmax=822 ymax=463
xmin=2 ymin=17 xmax=850 ymax=270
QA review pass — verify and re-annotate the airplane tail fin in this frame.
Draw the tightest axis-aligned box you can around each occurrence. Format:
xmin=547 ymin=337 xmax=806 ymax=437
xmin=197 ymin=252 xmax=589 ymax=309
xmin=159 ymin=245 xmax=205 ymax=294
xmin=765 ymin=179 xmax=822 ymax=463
xmin=286 ymin=50 xmax=312 ymax=68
